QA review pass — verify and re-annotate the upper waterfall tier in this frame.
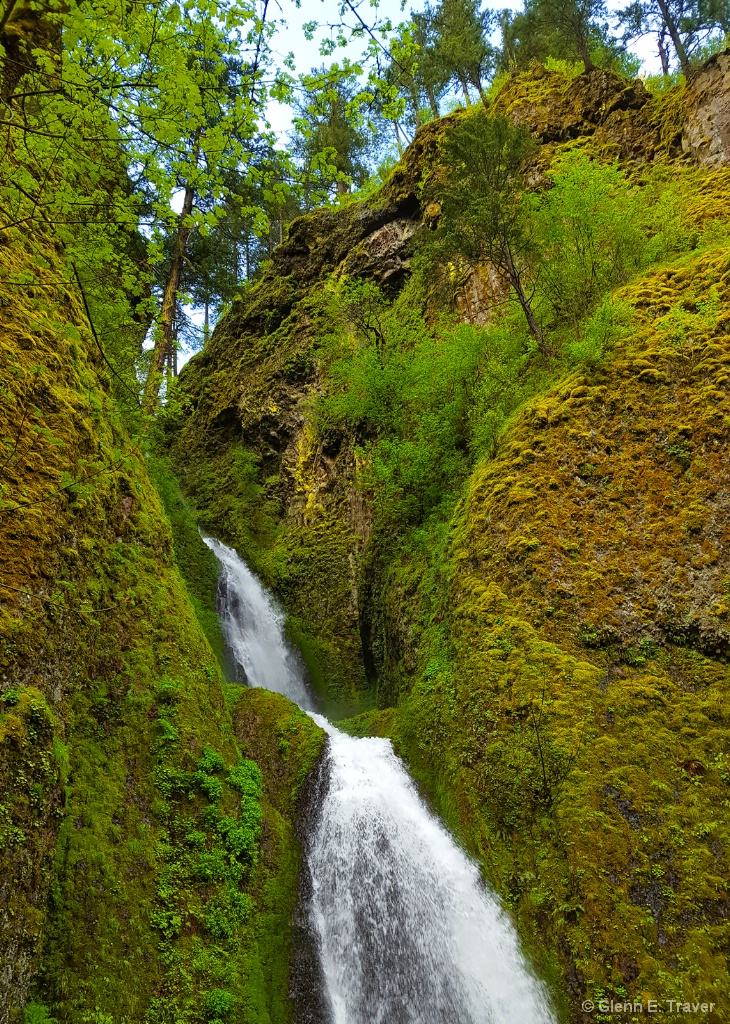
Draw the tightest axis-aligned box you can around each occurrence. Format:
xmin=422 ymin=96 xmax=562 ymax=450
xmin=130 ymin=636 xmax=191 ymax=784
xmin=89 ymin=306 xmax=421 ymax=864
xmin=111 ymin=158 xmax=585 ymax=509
xmin=203 ymin=536 xmax=315 ymax=711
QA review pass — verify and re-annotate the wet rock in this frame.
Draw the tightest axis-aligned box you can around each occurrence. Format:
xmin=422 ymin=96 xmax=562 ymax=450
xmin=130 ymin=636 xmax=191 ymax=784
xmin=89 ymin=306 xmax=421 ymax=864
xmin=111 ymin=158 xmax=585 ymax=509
xmin=683 ymin=49 xmax=730 ymax=167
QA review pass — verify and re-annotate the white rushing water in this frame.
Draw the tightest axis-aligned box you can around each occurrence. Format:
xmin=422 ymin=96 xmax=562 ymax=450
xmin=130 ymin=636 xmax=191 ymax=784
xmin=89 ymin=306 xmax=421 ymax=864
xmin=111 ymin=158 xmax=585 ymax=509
xmin=202 ymin=536 xmax=314 ymax=710
xmin=205 ymin=537 xmax=556 ymax=1024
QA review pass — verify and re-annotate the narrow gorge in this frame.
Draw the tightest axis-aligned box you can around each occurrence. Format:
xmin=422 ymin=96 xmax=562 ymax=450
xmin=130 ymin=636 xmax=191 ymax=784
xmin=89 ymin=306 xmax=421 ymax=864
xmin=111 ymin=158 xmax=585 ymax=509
xmin=2 ymin=37 xmax=730 ymax=1024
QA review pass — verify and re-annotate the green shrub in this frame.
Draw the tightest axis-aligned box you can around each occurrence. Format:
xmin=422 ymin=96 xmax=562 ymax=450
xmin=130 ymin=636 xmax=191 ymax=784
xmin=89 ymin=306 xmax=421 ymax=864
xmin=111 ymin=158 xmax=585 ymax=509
xmin=24 ymin=1005 xmax=58 ymax=1024
xmin=197 ymin=746 xmax=226 ymax=774
xmin=565 ymin=297 xmax=634 ymax=364
xmin=534 ymin=154 xmax=646 ymax=333
xmin=205 ymin=988 xmax=235 ymax=1019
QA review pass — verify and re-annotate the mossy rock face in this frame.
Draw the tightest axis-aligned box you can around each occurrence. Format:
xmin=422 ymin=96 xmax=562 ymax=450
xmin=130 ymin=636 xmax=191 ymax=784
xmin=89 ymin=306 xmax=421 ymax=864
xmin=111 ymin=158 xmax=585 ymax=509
xmin=388 ymin=244 xmax=730 ymax=1020
xmin=227 ymin=687 xmax=326 ymax=1024
xmin=464 ymin=246 xmax=730 ymax=658
xmin=494 ymin=67 xmax=654 ymax=159
xmin=0 ymin=688 xmax=64 ymax=1012
xmin=0 ymin=227 xmax=325 ymax=1020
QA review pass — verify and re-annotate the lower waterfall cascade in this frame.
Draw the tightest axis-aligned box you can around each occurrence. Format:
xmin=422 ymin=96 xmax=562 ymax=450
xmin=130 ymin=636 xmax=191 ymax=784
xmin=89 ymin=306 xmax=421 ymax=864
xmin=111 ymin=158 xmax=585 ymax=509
xmin=204 ymin=537 xmax=556 ymax=1024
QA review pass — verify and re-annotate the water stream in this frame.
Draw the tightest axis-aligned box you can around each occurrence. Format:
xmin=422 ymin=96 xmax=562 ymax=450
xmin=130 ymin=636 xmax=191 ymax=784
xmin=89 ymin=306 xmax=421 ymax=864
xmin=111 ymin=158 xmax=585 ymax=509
xmin=204 ymin=536 xmax=556 ymax=1024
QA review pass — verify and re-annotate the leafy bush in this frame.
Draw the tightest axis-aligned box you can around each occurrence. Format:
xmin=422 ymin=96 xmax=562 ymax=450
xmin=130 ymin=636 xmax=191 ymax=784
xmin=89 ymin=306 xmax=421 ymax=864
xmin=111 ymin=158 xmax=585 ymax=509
xmin=316 ymin=280 xmax=546 ymax=530
xmin=205 ymin=988 xmax=235 ymax=1020
xmin=24 ymin=1003 xmax=57 ymax=1024
xmin=564 ymin=297 xmax=635 ymax=364
xmin=204 ymin=888 xmax=253 ymax=939
xmin=227 ymin=760 xmax=263 ymax=799
xmin=534 ymin=154 xmax=646 ymax=333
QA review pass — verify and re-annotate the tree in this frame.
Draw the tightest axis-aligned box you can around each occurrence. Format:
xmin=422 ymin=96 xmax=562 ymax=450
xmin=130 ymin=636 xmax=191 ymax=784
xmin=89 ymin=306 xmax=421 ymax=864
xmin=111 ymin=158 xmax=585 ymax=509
xmin=618 ymin=0 xmax=730 ymax=71
xmin=431 ymin=0 xmax=495 ymax=105
xmin=0 ymin=0 xmax=274 ymax=417
xmin=432 ymin=112 xmax=547 ymax=354
xmin=501 ymin=0 xmax=611 ymax=73
xmin=412 ymin=10 xmax=450 ymax=119
xmin=383 ymin=12 xmax=448 ymax=129
xmin=381 ymin=23 xmax=425 ymax=140
xmin=292 ymin=62 xmax=374 ymax=203
xmin=533 ymin=154 xmax=646 ymax=334
xmin=140 ymin=26 xmax=267 ymax=414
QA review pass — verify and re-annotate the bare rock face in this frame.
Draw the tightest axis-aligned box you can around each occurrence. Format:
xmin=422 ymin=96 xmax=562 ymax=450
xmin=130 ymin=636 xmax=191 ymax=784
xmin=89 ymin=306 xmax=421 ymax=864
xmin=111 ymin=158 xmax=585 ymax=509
xmin=683 ymin=49 xmax=730 ymax=167
xmin=339 ymin=218 xmax=420 ymax=282
xmin=455 ymin=264 xmax=509 ymax=327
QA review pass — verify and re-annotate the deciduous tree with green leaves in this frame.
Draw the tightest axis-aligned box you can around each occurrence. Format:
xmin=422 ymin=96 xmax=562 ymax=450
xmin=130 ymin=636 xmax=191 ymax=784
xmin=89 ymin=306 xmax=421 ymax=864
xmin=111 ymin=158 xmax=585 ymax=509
xmin=533 ymin=154 xmax=647 ymax=333
xmin=0 ymin=0 xmax=280 ymax=416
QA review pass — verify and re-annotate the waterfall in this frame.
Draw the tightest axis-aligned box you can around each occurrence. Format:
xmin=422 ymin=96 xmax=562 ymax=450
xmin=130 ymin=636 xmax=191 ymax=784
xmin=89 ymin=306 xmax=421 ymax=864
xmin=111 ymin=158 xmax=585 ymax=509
xmin=205 ymin=537 xmax=556 ymax=1024
xmin=203 ymin=536 xmax=314 ymax=711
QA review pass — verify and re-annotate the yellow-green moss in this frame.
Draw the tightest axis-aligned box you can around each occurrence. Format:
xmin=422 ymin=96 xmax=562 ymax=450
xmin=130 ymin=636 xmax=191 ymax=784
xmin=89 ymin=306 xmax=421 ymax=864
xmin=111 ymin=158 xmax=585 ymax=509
xmin=230 ymin=688 xmax=326 ymax=1024
xmin=0 ymin=221 xmax=325 ymax=1021
xmin=379 ymin=240 xmax=730 ymax=1021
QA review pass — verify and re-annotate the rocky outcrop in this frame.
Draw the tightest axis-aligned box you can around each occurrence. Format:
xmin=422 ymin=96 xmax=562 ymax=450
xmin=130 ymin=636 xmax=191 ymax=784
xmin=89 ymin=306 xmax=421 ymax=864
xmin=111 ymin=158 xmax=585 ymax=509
xmin=496 ymin=66 xmax=654 ymax=159
xmin=172 ymin=61 xmax=730 ymax=714
xmin=0 ymin=228 xmax=321 ymax=1021
xmin=683 ymin=48 xmax=730 ymax=166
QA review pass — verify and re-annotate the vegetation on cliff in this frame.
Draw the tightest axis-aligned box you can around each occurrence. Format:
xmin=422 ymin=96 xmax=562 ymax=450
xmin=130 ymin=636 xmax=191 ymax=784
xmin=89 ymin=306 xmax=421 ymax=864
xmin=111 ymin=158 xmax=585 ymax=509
xmin=2 ymin=0 xmax=730 ymax=1017
xmin=170 ymin=57 xmax=730 ymax=1022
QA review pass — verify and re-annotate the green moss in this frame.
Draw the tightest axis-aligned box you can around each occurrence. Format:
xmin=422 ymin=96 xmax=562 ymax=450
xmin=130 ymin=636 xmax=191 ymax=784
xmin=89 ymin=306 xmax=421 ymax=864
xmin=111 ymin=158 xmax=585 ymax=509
xmin=229 ymin=688 xmax=326 ymax=1023
xmin=0 ymin=219 xmax=325 ymax=1022
xmin=147 ymin=454 xmax=228 ymax=671
xmin=336 ymin=707 xmax=397 ymax=737
xmin=364 ymin=237 xmax=730 ymax=1020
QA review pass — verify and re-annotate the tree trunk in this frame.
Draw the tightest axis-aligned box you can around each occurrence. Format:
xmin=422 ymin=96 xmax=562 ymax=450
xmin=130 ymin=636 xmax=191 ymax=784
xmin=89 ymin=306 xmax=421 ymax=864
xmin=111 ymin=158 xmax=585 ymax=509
xmin=409 ymin=86 xmax=422 ymax=127
xmin=426 ymin=86 xmax=439 ymax=119
xmin=393 ymin=121 xmax=404 ymax=158
xmin=659 ymin=24 xmax=670 ymax=75
xmin=576 ymin=28 xmax=594 ymax=74
xmin=204 ymin=300 xmax=210 ymax=345
xmin=278 ymin=207 xmax=283 ymax=246
xmin=336 ymin=179 xmax=347 ymax=197
xmin=503 ymin=245 xmax=547 ymax=356
xmin=142 ymin=181 xmax=196 ymax=414
xmin=656 ymin=0 xmax=690 ymax=70
xmin=458 ymin=75 xmax=472 ymax=106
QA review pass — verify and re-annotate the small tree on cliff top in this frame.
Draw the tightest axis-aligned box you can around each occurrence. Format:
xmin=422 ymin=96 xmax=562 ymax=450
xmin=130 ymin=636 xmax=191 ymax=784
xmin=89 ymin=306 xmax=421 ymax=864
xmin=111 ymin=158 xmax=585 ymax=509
xmin=432 ymin=111 xmax=547 ymax=356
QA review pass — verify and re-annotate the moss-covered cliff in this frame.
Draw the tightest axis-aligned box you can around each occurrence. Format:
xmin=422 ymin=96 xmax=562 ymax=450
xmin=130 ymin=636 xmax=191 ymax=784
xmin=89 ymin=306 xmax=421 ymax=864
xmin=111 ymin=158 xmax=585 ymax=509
xmin=0 ymin=221 xmax=325 ymax=1022
xmin=169 ymin=57 xmax=730 ymax=1022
